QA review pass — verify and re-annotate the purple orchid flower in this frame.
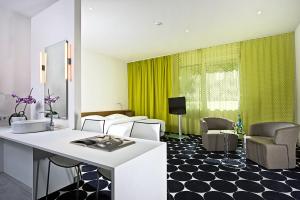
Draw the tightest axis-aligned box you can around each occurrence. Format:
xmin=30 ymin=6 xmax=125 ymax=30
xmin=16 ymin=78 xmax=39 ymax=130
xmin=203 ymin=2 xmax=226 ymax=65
xmin=44 ymin=89 xmax=59 ymax=115
xmin=11 ymin=88 xmax=36 ymax=114
xmin=44 ymin=95 xmax=59 ymax=105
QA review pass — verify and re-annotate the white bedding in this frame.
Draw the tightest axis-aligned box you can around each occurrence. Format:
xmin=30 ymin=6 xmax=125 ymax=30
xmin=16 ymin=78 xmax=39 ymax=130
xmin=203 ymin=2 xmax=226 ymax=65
xmin=103 ymin=116 xmax=147 ymax=133
xmin=81 ymin=114 xmax=165 ymax=137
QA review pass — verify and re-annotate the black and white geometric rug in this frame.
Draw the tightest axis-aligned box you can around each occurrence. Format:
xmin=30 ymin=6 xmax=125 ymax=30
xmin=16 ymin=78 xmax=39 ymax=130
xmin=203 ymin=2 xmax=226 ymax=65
xmin=40 ymin=135 xmax=300 ymax=200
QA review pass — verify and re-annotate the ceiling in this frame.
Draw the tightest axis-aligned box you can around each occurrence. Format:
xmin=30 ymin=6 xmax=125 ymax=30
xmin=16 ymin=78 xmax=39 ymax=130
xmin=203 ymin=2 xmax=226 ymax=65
xmin=0 ymin=0 xmax=57 ymax=17
xmin=82 ymin=0 xmax=300 ymax=62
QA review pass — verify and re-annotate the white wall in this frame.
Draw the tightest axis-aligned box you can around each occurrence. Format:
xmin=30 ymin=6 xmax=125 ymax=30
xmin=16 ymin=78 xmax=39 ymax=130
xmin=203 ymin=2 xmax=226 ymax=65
xmin=295 ymin=24 xmax=300 ymax=145
xmin=0 ymin=8 xmax=31 ymax=126
xmin=31 ymin=0 xmax=81 ymax=129
xmin=81 ymin=49 xmax=128 ymax=112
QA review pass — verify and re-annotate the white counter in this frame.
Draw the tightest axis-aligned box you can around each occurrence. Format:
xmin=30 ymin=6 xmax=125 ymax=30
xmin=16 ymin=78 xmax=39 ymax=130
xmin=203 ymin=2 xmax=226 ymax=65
xmin=0 ymin=127 xmax=167 ymax=200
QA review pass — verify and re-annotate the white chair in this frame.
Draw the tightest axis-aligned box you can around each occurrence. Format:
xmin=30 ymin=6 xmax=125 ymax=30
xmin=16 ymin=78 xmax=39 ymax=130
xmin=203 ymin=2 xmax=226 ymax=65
xmin=130 ymin=121 xmax=161 ymax=141
xmin=106 ymin=122 xmax=134 ymax=137
xmin=43 ymin=117 xmax=105 ymax=199
xmin=41 ymin=155 xmax=82 ymax=200
xmin=81 ymin=118 xmax=105 ymax=133
xmin=35 ymin=155 xmax=81 ymax=200
xmin=80 ymin=121 xmax=108 ymax=200
xmin=139 ymin=119 xmax=166 ymax=136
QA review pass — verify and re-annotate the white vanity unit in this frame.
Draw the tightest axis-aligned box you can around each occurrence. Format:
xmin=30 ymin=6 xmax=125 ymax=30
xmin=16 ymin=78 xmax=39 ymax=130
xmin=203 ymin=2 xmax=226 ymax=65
xmin=0 ymin=127 xmax=167 ymax=200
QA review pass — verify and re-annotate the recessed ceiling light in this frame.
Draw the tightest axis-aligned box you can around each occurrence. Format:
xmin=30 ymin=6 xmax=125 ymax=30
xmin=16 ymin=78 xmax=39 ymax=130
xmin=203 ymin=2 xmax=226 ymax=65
xmin=154 ymin=21 xmax=163 ymax=26
xmin=88 ymin=7 xmax=93 ymax=11
xmin=185 ymin=29 xmax=190 ymax=33
xmin=257 ymin=10 xmax=262 ymax=15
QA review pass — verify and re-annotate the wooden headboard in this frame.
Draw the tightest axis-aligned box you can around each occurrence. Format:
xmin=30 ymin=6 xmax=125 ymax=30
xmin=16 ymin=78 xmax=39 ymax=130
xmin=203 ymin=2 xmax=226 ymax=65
xmin=81 ymin=110 xmax=135 ymax=117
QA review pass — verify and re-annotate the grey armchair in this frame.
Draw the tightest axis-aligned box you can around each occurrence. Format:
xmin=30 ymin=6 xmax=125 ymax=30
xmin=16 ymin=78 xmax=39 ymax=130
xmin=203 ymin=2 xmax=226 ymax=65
xmin=200 ymin=117 xmax=237 ymax=151
xmin=247 ymin=122 xmax=300 ymax=169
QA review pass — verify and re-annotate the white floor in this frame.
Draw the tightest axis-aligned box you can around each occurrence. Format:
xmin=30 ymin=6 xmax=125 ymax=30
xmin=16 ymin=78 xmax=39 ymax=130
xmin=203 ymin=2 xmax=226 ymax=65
xmin=0 ymin=173 xmax=31 ymax=200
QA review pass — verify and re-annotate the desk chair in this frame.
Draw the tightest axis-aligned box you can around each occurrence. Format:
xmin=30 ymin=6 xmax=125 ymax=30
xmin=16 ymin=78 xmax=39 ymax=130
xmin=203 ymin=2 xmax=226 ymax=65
xmin=44 ymin=117 xmax=105 ymax=199
xmin=45 ymin=156 xmax=82 ymax=200
xmin=81 ymin=118 xmax=105 ymax=133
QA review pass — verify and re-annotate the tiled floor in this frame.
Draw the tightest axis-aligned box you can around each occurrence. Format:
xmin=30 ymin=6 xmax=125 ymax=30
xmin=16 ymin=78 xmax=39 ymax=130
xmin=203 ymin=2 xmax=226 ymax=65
xmin=40 ymin=135 xmax=300 ymax=200
xmin=0 ymin=173 xmax=32 ymax=200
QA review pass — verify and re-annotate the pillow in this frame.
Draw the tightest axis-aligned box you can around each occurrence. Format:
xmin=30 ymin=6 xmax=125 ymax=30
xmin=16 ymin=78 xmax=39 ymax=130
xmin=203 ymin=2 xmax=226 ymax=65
xmin=106 ymin=114 xmax=128 ymax=120
xmin=130 ymin=116 xmax=148 ymax=121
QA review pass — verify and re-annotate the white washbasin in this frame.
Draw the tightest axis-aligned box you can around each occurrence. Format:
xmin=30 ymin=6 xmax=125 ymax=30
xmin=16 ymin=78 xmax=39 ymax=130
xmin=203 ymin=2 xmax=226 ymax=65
xmin=11 ymin=120 xmax=50 ymax=134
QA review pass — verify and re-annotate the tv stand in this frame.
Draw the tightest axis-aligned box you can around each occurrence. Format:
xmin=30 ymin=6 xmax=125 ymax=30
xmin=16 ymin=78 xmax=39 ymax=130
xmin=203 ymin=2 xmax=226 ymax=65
xmin=167 ymin=115 xmax=189 ymax=140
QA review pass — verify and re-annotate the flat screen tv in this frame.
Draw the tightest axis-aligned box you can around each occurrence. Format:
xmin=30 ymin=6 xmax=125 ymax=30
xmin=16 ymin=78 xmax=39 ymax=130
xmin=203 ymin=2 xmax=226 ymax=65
xmin=168 ymin=97 xmax=186 ymax=115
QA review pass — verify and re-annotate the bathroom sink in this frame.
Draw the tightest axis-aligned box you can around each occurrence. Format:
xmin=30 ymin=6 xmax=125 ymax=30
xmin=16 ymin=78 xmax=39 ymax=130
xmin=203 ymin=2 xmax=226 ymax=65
xmin=11 ymin=120 xmax=50 ymax=134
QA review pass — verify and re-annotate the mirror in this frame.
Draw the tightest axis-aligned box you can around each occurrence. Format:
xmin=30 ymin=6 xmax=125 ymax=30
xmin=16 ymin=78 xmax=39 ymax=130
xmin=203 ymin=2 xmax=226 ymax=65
xmin=44 ymin=40 xmax=68 ymax=119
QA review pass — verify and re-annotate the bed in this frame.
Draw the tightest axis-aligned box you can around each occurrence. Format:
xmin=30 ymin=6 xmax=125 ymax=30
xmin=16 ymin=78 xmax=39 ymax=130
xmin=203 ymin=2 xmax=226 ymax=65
xmin=81 ymin=110 xmax=165 ymax=137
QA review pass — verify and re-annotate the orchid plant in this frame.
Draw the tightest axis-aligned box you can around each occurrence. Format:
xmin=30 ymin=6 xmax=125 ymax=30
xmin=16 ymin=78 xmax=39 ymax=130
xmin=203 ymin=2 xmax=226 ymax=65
xmin=9 ymin=88 xmax=36 ymax=125
xmin=44 ymin=89 xmax=59 ymax=118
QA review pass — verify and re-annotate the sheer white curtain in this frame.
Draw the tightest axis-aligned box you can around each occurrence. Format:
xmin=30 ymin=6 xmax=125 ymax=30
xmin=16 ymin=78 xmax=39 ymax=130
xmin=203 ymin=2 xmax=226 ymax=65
xmin=173 ymin=43 xmax=241 ymax=134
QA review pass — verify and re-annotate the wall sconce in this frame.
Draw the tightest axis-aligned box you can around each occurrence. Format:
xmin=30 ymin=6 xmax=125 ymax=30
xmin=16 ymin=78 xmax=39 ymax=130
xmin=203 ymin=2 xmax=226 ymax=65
xmin=40 ymin=51 xmax=47 ymax=84
xmin=65 ymin=41 xmax=72 ymax=81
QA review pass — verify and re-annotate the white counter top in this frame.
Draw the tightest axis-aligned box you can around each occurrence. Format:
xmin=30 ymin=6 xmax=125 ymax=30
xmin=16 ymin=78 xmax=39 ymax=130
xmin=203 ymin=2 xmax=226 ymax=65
xmin=0 ymin=126 xmax=167 ymax=200
xmin=0 ymin=127 xmax=164 ymax=170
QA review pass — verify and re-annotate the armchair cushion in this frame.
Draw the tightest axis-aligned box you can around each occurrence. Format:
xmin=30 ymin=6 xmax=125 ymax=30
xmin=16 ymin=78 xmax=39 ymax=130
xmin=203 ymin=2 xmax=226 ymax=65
xmin=202 ymin=130 xmax=238 ymax=151
xmin=200 ymin=117 xmax=234 ymax=133
xmin=246 ymin=136 xmax=274 ymax=145
xmin=200 ymin=117 xmax=236 ymax=151
xmin=249 ymin=122 xmax=296 ymax=137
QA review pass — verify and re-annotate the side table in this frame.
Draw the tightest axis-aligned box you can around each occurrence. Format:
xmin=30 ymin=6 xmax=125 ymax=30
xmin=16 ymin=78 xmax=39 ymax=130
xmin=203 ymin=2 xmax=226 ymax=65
xmin=221 ymin=131 xmax=246 ymax=168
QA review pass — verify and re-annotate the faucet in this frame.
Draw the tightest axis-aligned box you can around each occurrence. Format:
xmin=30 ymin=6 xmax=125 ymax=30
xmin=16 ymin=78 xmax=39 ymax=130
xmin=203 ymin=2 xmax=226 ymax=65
xmin=49 ymin=112 xmax=54 ymax=131
xmin=39 ymin=111 xmax=54 ymax=131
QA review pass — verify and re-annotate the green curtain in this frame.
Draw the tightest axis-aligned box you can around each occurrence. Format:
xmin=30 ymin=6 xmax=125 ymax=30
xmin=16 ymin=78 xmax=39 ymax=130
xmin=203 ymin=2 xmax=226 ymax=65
xmin=172 ymin=43 xmax=241 ymax=134
xmin=171 ymin=50 xmax=202 ymax=134
xmin=127 ymin=32 xmax=295 ymax=135
xmin=128 ymin=56 xmax=173 ymax=129
xmin=240 ymin=33 xmax=296 ymax=131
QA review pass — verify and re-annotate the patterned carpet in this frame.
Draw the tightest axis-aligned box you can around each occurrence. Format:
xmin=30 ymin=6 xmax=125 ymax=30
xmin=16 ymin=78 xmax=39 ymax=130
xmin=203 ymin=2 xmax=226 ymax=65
xmin=40 ymin=135 xmax=300 ymax=200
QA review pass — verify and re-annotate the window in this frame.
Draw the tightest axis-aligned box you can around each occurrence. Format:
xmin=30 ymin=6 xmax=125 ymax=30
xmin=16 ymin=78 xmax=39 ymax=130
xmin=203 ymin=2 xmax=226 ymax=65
xmin=179 ymin=65 xmax=202 ymax=111
xmin=206 ymin=70 xmax=239 ymax=111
